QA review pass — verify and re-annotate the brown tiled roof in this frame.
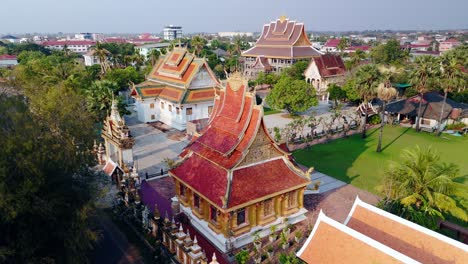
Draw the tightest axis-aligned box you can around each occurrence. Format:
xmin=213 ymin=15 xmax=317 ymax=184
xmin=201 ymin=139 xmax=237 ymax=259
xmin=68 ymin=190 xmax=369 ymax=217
xmin=345 ymin=198 xmax=468 ymax=264
xmin=310 ymin=54 xmax=346 ymax=77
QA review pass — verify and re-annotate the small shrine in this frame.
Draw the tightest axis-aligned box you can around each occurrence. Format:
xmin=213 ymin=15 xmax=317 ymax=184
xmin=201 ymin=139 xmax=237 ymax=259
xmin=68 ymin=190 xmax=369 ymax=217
xmin=101 ymin=100 xmax=135 ymax=168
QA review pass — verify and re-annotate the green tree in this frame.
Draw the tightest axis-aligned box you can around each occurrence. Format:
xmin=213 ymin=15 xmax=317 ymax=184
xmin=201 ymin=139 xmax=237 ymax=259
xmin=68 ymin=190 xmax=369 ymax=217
xmin=354 ymin=64 xmax=381 ymax=138
xmin=83 ymin=80 xmax=127 ymax=119
xmin=148 ymin=48 xmax=161 ymax=66
xmin=103 ymin=66 xmax=144 ymax=91
xmin=328 ymin=83 xmax=347 ymax=106
xmin=370 ymin=39 xmax=409 ymax=65
xmin=91 ymin=41 xmax=111 ymax=75
xmin=376 ymin=66 xmax=399 ymax=152
xmin=191 ymin=35 xmax=207 ymax=56
xmin=346 ymin=49 xmax=367 ymax=70
xmin=410 ymin=55 xmax=440 ymax=131
xmin=210 ymin=39 xmax=221 ymax=50
xmin=436 ymin=54 xmax=465 ymax=135
xmin=381 ymin=146 xmax=467 ymax=229
xmin=283 ymin=61 xmax=309 ymax=80
xmin=337 ymin=37 xmax=349 ymax=54
xmin=266 ymin=74 xmax=318 ymax=114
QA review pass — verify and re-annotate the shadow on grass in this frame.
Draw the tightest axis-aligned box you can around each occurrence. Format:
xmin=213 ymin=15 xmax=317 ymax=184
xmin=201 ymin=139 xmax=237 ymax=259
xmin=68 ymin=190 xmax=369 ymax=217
xmin=381 ymin=127 xmax=411 ymax=152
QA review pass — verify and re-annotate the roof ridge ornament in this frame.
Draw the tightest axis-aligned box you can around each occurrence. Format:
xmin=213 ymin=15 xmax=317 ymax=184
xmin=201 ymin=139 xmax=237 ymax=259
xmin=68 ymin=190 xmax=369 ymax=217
xmin=279 ymin=15 xmax=287 ymax=23
xmin=227 ymin=72 xmax=245 ymax=92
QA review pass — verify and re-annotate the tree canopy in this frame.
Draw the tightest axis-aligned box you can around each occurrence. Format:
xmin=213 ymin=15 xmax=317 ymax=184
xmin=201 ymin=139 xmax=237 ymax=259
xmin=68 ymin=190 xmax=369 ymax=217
xmin=370 ymin=39 xmax=409 ymax=65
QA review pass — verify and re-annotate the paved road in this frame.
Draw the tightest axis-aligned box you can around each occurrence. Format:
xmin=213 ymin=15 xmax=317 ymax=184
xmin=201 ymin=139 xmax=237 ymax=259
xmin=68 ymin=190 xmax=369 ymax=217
xmin=92 ymin=210 xmax=145 ymax=264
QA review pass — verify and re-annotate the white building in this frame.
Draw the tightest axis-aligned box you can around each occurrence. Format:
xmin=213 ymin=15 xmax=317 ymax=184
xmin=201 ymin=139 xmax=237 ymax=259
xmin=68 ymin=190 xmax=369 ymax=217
xmin=83 ymin=50 xmax=101 ymax=66
xmin=131 ymin=47 xmax=220 ymax=130
xmin=136 ymin=43 xmax=171 ymax=59
xmin=304 ymin=54 xmax=346 ymax=102
xmin=0 ymin=55 xmax=18 ymax=68
xmin=0 ymin=35 xmax=19 ymax=43
xmin=163 ymin=25 xmax=183 ymax=41
xmin=41 ymin=40 xmax=95 ymax=54
xmin=217 ymin=32 xmax=253 ymax=38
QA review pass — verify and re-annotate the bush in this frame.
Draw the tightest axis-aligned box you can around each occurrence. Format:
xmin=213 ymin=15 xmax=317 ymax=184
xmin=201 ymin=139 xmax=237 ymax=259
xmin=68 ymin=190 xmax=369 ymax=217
xmin=369 ymin=114 xmax=381 ymax=125
xmin=235 ymin=250 xmax=249 ymax=264
xmin=446 ymin=122 xmax=465 ymax=130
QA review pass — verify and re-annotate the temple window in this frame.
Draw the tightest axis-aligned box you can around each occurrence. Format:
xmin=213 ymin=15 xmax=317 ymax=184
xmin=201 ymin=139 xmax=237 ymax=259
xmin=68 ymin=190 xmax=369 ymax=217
xmin=193 ymin=193 xmax=200 ymax=209
xmin=151 ymin=114 xmax=155 ymax=120
xmin=288 ymin=191 xmax=297 ymax=208
xmin=179 ymin=183 xmax=186 ymax=197
xmin=161 ymin=102 xmax=165 ymax=109
xmin=264 ymin=198 xmax=274 ymax=217
xmin=210 ymin=205 xmax=218 ymax=223
xmin=237 ymin=208 xmax=246 ymax=225
xmin=208 ymin=106 xmax=213 ymax=115
xmin=176 ymin=107 xmax=180 ymax=115
xmin=150 ymin=103 xmax=155 ymax=109
xmin=186 ymin=108 xmax=193 ymax=115
xmin=169 ymin=105 xmax=173 ymax=112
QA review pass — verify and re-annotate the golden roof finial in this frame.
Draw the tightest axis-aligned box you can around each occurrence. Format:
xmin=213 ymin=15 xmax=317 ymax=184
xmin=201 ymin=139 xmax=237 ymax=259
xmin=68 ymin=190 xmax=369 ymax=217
xmin=279 ymin=15 xmax=287 ymax=23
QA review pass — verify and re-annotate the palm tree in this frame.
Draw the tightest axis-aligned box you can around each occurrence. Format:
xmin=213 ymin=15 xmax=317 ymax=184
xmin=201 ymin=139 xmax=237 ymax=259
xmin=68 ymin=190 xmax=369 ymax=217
xmin=84 ymin=80 xmax=119 ymax=119
xmin=376 ymin=66 xmax=399 ymax=152
xmin=382 ymin=146 xmax=467 ymax=226
xmin=354 ymin=64 xmax=381 ymax=138
xmin=337 ymin=38 xmax=349 ymax=55
xmin=191 ymin=36 xmax=206 ymax=56
xmin=148 ymin=49 xmax=161 ymax=66
xmin=347 ymin=49 xmax=367 ymax=70
xmin=410 ymin=55 xmax=440 ymax=131
xmin=436 ymin=54 xmax=464 ymax=135
xmin=91 ymin=42 xmax=111 ymax=75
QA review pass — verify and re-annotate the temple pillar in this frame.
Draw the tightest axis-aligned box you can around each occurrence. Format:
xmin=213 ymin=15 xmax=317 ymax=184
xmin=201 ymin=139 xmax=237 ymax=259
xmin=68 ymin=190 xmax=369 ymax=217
xmin=298 ymin=188 xmax=305 ymax=208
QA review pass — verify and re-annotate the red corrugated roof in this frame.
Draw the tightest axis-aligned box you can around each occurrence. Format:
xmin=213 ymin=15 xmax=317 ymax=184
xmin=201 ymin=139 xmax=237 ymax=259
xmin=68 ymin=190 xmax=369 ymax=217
xmin=323 ymin=39 xmax=341 ymax=48
xmin=0 ymin=54 xmax=17 ymax=60
xmin=312 ymin=54 xmax=346 ymax=78
xmin=41 ymin=40 xmax=95 ymax=46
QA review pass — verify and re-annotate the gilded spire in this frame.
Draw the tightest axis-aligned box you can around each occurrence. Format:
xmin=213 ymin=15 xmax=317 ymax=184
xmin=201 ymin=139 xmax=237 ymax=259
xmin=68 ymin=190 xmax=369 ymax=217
xmin=279 ymin=15 xmax=287 ymax=23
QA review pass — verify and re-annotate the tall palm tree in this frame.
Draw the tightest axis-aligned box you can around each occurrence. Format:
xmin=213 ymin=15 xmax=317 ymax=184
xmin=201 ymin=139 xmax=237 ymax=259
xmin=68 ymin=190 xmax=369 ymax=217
xmin=410 ymin=55 xmax=440 ymax=131
xmin=91 ymin=42 xmax=111 ymax=75
xmin=354 ymin=64 xmax=381 ymax=138
xmin=376 ymin=66 xmax=399 ymax=152
xmin=436 ymin=54 xmax=464 ymax=135
xmin=337 ymin=38 xmax=349 ymax=55
xmin=191 ymin=36 xmax=206 ymax=56
xmin=148 ymin=49 xmax=161 ymax=66
xmin=383 ymin=146 xmax=467 ymax=224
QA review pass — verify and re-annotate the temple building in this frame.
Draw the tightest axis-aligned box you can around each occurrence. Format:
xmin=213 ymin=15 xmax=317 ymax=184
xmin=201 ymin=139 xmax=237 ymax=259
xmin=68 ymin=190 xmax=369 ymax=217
xmin=304 ymin=54 xmax=347 ymax=102
xmin=169 ymin=73 xmax=311 ymax=252
xmin=297 ymin=197 xmax=468 ymax=263
xmin=242 ymin=16 xmax=321 ymax=78
xmin=101 ymin=101 xmax=135 ymax=168
xmin=131 ymin=47 xmax=220 ymax=130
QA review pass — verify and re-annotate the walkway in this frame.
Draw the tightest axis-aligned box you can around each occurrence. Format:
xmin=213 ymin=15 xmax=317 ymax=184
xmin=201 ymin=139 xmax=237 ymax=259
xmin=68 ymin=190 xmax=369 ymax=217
xmin=307 ymin=171 xmax=347 ymax=194
xmin=126 ymin=109 xmax=187 ymax=175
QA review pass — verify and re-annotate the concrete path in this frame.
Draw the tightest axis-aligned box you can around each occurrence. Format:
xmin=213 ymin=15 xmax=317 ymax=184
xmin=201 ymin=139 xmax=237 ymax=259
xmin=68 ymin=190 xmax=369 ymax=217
xmin=308 ymin=171 xmax=347 ymax=194
xmin=126 ymin=110 xmax=187 ymax=175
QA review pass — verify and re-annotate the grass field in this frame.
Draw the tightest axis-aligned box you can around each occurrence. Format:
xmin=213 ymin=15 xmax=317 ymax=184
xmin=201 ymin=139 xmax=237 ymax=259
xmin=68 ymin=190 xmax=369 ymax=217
xmin=263 ymin=106 xmax=282 ymax=115
xmin=293 ymin=126 xmax=468 ymax=195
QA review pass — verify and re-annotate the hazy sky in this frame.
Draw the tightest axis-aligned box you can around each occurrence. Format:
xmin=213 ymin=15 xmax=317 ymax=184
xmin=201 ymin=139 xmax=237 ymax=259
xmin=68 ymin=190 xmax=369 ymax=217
xmin=1 ymin=0 xmax=467 ymax=34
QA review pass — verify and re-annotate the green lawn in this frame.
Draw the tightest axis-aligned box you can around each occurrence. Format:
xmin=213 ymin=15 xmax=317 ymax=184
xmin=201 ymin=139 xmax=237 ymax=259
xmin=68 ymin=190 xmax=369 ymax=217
xmin=293 ymin=126 xmax=468 ymax=195
xmin=263 ymin=106 xmax=282 ymax=115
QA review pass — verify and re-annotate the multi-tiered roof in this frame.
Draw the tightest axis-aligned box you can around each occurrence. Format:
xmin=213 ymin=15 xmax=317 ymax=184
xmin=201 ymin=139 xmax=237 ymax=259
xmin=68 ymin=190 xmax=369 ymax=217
xmin=170 ymin=73 xmax=310 ymax=210
xmin=242 ymin=17 xmax=321 ymax=59
xmin=131 ymin=47 xmax=220 ymax=104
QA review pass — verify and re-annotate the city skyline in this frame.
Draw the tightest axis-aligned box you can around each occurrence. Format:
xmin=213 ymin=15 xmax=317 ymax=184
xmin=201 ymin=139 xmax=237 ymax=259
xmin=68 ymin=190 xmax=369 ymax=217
xmin=1 ymin=0 xmax=468 ymax=34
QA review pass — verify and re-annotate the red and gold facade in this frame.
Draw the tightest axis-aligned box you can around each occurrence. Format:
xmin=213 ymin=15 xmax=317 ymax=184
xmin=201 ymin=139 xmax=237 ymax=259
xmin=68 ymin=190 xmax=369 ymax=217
xmin=169 ymin=73 xmax=311 ymax=252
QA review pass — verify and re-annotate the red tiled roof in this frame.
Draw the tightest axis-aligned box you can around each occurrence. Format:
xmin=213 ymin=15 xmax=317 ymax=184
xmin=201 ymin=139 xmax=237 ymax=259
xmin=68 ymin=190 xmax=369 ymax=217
xmin=311 ymin=54 xmax=346 ymax=78
xmin=229 ymin=159 xmax=309 ymax=207
xmin=0 ymin=54 xmax=17 ymax=60
xmin=323 ymin=39 xmax=341 ymax=48
xmin=345 ymin=45 xmax=370 ymax=51
xmin=243 ymin=46 xmax=321 ymax=58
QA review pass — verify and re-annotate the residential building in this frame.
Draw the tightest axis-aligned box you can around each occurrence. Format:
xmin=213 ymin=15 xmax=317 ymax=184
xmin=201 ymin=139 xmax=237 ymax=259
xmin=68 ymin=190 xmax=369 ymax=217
xmin=131 ymin=47 xmax=220 ymax=130
xmin=169 ymin=73 xmax=311 ymax=252
xmin=163 ymin=25 xmax=183 ymax=41
xmin=297 ymin=197 xmax=468 ymax=263
xmin=242 ymin=16 xmax=321 ymax=78
xmin=136 ymin=43 xmax=171 ymax=59
xmin=83 ymin=50 xmax=101 ymax=66
xmin=320 ymin=39 xmax=341 ymax=53
xmin=41 ymin=40 xmax=95 ymax=53
xmin=0 ymin=35 xmax=19 ymax=43
xmin=439 ymin=39 xmax=461 ymax=52
xmin=0 ymin=55 xmax=18 ymax=68
xmin=218 ymin=32 xmax=253 ymax=38
xmin=304 ymin=54 xmax=346 ymax=102
xmin=74 ymin=33 xmax=93 ymax=40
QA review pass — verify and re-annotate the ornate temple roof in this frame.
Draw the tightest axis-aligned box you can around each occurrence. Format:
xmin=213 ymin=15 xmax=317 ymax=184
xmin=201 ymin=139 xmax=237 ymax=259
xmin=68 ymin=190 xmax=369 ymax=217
xmin=131 ymin=47 xmax=220 ymax=104
xmin=169 ymin=73 xmax=310 ymax=211
xmin=242 ymin=17 xmax=321 ymax=59
xmin=101 ymin=101 xmax=135 ymax=149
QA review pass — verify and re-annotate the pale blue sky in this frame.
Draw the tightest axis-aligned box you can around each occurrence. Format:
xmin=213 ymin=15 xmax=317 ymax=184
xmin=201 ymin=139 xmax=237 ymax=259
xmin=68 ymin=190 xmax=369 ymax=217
xmin=1 ymin=0 xmax=467 ymax=33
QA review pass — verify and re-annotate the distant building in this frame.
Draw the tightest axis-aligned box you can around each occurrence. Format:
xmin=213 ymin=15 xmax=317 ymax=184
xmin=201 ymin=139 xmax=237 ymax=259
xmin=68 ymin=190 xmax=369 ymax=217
xmin=83 ymin=50 xmax=101 ymax=66
xmin=0 ymin=35 xmax=19 ymax=43
xmin=136 ymin=43 xmax=172 ymax=59
xmin=131 ymin=47 xmax=220 ymax=130
xmin=128 ymin=38 xmax=161 ymax=45
xmin=41 ymin=40 xmax=95 ymax=53
xmin=74 ymin=33 xmax=93 ymax=41
xmin=304 ymin=54 xmax=346 ymax=102
xmin=217 ymin=32 xmax=253 ymax=38
xmin=242 ymin=16 xmax=321 ymax=78
xmin=163 ymin=25 xmax=183 ymax=41
xmin=343 ymin=45 xmax=371 ymax=53
xmin=297 ymin=197 xmax=468 ymax=263
xmin=439 ymin=39 xmax=461 ymax=52
xmin=0 ymin=55 xmax=18 ymax=68
xmin=320 ymin=39 xmax=341 ymax=53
